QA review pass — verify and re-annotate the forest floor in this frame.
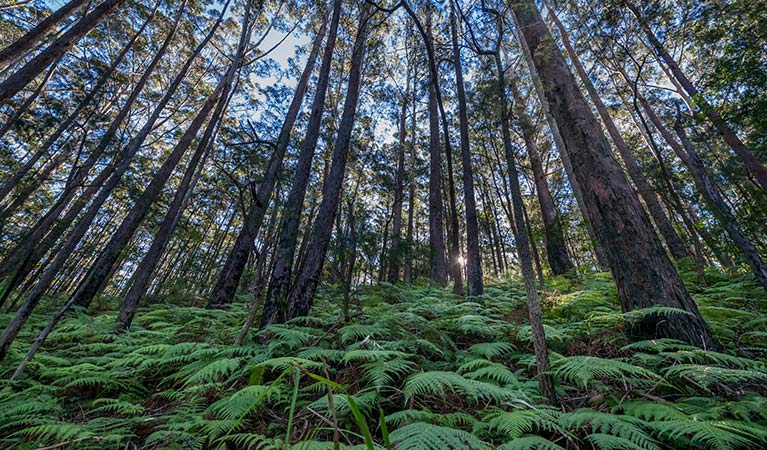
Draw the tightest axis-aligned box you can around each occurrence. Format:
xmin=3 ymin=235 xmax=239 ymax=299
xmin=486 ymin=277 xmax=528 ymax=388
xmin=2 ymin=263 xmax=767 ymax=449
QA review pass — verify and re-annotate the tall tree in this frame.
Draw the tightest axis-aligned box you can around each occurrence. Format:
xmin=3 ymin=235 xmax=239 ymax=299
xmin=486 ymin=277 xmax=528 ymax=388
xmin=0 ymin=0 xmax=91 ymax=69
xmin=0 ymin=0 xmax=230 ymax=360
xmin=282 ymin=5 xmax=371 ymax=321
xmin=0 ymin=0 xmax=128 ymax=106
xmin=545 ymin=3 xmax=690 ymax=261
xmin=258 ymin=0 xmax=343 ymax=325
xmin=624 ymin=0 xmax=767 ymax=194
xmin=509 ymin=0 xmax=717 ymax=348
xmin=449 ymin=0 xmax=483 ymax=296
xmin=207 ymin=12 xmax=329 ymax=306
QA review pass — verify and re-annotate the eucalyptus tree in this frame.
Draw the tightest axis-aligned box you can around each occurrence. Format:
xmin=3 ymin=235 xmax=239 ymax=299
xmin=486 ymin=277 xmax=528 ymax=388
xmin=207 ymin=5 xmax=330 ymax=307
xmin=258 ymin=0 xmax=343 ymax=325
xmin=0 ymin=0 xmax=129 ymax=106
xmin=624 ymin=0 xmax=767 ymax=194
xmin=283 ymin=3 xmax=373 ymax=320
xmin=509 ymin=0 xmax=717 ymax=348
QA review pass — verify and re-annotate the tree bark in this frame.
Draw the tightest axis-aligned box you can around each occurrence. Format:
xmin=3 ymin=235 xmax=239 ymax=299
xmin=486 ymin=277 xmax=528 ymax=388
xmin=258 ymin=0 xmax=342 ymax=327
xmin=206 ymin=15 xmax=327 ymax=307
xmin=0 ymin=0 xmax=90 ymax=69
xmin=387 ymin=91 xmax=407 ymax=283
xmin=508 ymin=80 xmax=575 ymax=275
xmin=425 ymin=6 xmax=447 ymax=287
xmin=492 ymin=41 xmax=557 ymax=404
xmin=115 ymin=82 xmax=228 ymax=332
xmin=510 ymin=0 xmax=717 ymax=349
xmin=449 ymin=0 xmax=482 ymax=296
xmin=282 ymin=8 xmax=370 ymax=321
xmin=545 ymin=4 xmax=689 ymax=261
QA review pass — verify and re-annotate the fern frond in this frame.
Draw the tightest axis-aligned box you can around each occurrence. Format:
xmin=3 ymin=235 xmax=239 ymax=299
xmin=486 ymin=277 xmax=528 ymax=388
xmin=559 ymin=410 xmax=658 ymax=450
xmin=498 ymin=435 xmax=565 ymax=450
xmin=551 ymin=355 xmax=659 ymax=388
xmin=664 ymin=364 xmax=767 ymax=388
xmin=390 ymin=422 xmax=492 ymax=450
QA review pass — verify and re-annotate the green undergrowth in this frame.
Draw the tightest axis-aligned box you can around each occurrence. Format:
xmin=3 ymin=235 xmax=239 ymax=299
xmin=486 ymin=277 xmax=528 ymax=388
xmin=1 ymin=265 xmax=767 ymax=449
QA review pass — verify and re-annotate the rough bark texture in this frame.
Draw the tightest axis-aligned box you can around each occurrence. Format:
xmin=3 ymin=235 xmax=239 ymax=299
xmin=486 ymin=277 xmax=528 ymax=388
xmin=283 ymin=10 xmax=370 ymax=320
xmin=510 ymin=0 xmax=717 ymax=349
xmin=259 ymin=0 xmax=342 ymax=327
xmin=507 ymin=37 xmax=608 ymax=269
xmin=206 ymin=17 xmax=326 ymax=307
xmin=546 ymin=5 xmax=689 ymax=261
xmin=450 ymin=1 xmax=483 ymax=296
xmin=509 ymin=80 xmax=574 ymax=275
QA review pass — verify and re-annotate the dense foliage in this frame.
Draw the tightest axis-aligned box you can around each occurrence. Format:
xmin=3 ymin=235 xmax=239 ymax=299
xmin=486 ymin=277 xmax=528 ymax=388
xmin=2 ymin=265 xmax=766 ymax=449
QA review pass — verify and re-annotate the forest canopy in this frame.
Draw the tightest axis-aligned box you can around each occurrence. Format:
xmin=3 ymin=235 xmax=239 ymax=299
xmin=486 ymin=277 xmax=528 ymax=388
xmin=1 ymin=0 xmax=767 ymax=449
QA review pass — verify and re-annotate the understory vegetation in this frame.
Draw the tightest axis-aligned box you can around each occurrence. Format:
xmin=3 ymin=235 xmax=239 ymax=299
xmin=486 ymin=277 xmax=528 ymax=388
xmin=2 ymin=264 xmax=766 ymax=450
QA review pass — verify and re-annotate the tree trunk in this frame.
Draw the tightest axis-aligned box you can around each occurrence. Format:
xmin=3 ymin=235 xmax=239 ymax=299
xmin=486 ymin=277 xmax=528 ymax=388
xmin=259 ymin=0 xmax=342 ymax=327
xmin=0 ymin=0 xmax=90 ymax=69
xmin=207 ymin=15 xmax=327 ymax=307
xmin=0 ymin=0 xmax=128 ymax=106
xmin=510 ymin=0 xmax=717 ymax=349
xmin=282 ymin=8 xmax=370 ymax=321
xmin=623 ymin=78 xmax=767 ymax=291
xmin=508 ymin=80 xmax=575 ymax=275
xmin=449 ymin=0 xmax=482 ymax=296
xmin=545 ymin=4 xmax=689 ymax=261
xmin=403 ymin=76 xmax=418 ymax=283
xmin=115 ymin=84 xmax=227 ymax=332
xmin=505 ymin=38 xmax=608 ymax=269
xmin=0 ymin=2 xmax=156 ymax=207
xmin=492 ymin=42 xmax=557 ymax=404
xmin=425 ymin=6 xmax=447 ymax=287
xmin=624 ymin=0 xmax=767 ymax=194
xmin=387 ymin=92 xmax=408 ymax=283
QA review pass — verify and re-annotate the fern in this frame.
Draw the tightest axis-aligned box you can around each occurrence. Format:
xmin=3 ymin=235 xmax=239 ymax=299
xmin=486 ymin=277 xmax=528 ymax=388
xmin=551 ymin=355 xmax=660 ymax=388
xmin=650 ymin=419 xmax=767 ymax=450
xmin=559 ymin=410 xmax=659 ymax=450
xmin=497 ymin=436 xmax=565 ymax=450
xmin=404 ymin=371 xmax=522 ymax=404
xmin=481 ymin=407 xmax=563 ymax=440
xmin=390 ymin=422 xmax=491 ymax=450
xmin=466 ymin=342 xmax=517 ymax=359
xmin=664 ymin=364 xmax=767 ymax=388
